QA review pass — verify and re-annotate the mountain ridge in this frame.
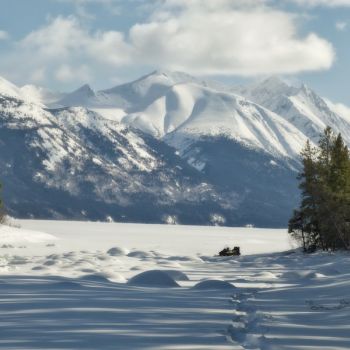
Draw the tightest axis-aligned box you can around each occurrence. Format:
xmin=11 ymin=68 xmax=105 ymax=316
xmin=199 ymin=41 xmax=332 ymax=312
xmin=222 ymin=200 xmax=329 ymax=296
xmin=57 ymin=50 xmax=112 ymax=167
xmin=1 ymin=70 xmax=348 ymax=226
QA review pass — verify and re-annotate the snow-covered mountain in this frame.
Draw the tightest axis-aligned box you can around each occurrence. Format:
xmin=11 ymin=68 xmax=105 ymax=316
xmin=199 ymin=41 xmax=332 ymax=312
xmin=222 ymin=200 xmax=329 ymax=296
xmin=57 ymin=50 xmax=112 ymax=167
xmin=1 ymin=71 xmax=349 ymax=226
xmin=0 ymin=82 xmax=231 ymax=224
xmin=235 ymin=76 xmax=350 ymax=144
xmin=0 ymin=77 xmax=62 ymax=106
xmin=55 ymin=84 xmax=95 ymax=108
xmin=54 ymin=71 xmax=350 ymax=160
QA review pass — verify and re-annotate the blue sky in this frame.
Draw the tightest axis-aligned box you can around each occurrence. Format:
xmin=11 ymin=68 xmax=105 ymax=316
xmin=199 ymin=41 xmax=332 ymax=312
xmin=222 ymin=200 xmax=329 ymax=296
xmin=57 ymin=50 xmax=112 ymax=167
xmin=0 ymin=0 xmax=349 ymax=105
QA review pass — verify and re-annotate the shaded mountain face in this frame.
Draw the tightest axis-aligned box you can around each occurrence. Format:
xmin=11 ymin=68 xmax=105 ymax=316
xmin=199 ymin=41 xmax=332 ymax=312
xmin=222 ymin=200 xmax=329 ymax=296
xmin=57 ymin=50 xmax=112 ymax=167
xmin=1 ymin=72 xmax=350 ymax=227
xmin=0 ymin=93 xmax=235 ymax=224
xmin=170 ymin=136 xmax=300 ymax=227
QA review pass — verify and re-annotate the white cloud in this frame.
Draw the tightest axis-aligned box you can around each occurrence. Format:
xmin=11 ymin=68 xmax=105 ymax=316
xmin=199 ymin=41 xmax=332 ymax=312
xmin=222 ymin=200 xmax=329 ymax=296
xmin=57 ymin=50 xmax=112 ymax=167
xmin=55 ymin=64 xmax=91 ymax=82
xmin=3 ymin=16 xmax=131 ymax=84
xmin=290 ymin=0 xmax=350 ymax=6
xmin=30 ymin=68 xmax=47 ymax=83
xmin=336 ymin=21 xmax=348 ymax=31
xmin=0 ymin=1 xmax=336 ymax=86
xmin=19 ymin=16 xmax=131 ymax=63
xmin=129 ymin=4 xmax=334 ymax=76
xmin=0 ymin=30 xmax=9 ymax=40
xmin=325 ymin=98 xmax=350 ymax=122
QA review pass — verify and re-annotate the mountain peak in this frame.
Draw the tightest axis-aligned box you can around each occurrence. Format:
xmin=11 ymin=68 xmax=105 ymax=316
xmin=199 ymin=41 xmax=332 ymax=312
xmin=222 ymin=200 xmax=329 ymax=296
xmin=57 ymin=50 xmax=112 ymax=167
xmin=74 ymin=84 xmax=95 ymax=97
xmin=131 ymin=69 xmax=200 ymax=87
xmin=255 ymin=76 xmax=292 ymax=92
xmin=237 ymin=76 xmax=297 ymax=105
xmin=55 ymin=84 xmax=96 ymax=107
xmin=299 ymin=83 xmax=312 ymax=94
xmin=0 ymin=76 xmax=21 ymax=98
xmin=150 ymin=69 xmax=195 ymax=80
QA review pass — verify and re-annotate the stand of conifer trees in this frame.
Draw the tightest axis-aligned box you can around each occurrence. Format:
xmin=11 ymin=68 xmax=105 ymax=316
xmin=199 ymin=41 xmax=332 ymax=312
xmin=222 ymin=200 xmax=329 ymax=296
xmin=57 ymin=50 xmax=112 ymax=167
xmin=0 ymin=182 xmax=5 ymax=224
xmin=289 ymin=126 xmax=350 ymax=251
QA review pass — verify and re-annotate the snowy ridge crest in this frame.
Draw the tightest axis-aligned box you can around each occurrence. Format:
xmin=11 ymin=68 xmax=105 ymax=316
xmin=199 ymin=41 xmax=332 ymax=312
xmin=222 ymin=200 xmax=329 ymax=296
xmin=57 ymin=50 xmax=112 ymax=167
xmin=1 ymin=70 xmax=349 ymax=226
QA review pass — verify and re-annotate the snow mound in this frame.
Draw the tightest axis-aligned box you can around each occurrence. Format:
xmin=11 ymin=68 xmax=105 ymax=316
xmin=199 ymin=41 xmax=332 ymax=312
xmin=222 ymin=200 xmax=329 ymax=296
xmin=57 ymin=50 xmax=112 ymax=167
xmin=320 ymin=267 xmax=341 ymax=276
xmin=305 ymin=272 xmax=326 ymax=279
xmin=42 ymin=281 xmax=82 ymax=289
xmin=161 ymin=270 xmax=190 ymax=281
xmin=128 ymin=270 xmax=180 ymax=288
xmin=80 ymin=272 xmax=126 ymax=283
xmin=256 ymin=271 xmax=278 ymax=279
xmin=79 ymin=273 xmax=111 ymax=283
xmin=107 ymin=247 xmax=129 ymax=256
xmin=127 ymin=250 xmax=154 ymax=259
xmin=192 ymin=279 xmax=236 ymax=290
xmin=0 ymin=225 xmax=57 ymax=244
xmin=281 ymin=270 xmax=324 ymax=280
xmin=167 ymin=255 xmax=200 ymax=262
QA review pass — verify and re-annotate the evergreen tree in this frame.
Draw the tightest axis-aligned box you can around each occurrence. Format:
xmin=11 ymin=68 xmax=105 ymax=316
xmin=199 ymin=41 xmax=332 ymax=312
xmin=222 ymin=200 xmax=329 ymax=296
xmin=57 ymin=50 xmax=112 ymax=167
xmin=316 ymin=127 xmax=336 ymax=249
xmin=290 ymin=127 xmax=350 ymax=251
xmin=0 ymin=182 xmax=4 ymax=223
xmin=288 ymin=209 xmax=307 ymax=251
xmin=328 ymin=133 xmax=350 ymax=249
xmin=294 ymin=140 xmax=320 ymax=248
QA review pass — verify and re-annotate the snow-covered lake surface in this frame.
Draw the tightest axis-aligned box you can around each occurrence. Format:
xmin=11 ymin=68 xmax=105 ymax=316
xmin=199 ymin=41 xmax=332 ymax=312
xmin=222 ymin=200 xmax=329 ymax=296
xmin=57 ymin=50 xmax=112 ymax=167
xmin=0 ymin=220 xmax=349 ymax=349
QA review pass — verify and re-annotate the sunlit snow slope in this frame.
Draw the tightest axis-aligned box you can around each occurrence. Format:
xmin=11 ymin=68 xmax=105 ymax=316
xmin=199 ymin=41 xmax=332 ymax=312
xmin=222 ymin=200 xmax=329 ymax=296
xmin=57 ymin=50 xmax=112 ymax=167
xmin=2 ymin=71 xmax=350 ymax=226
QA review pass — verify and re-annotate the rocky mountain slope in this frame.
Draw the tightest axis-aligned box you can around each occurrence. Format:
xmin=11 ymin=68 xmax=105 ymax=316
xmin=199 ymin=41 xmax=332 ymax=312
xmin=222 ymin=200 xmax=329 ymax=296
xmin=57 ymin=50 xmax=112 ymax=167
xmin=1 ymin=71 xmax=349 ymax=226
xmin=235 ymin=76 xmax=350 ymax=144
xmin=0 ymin=88 xmax=229 ymax=224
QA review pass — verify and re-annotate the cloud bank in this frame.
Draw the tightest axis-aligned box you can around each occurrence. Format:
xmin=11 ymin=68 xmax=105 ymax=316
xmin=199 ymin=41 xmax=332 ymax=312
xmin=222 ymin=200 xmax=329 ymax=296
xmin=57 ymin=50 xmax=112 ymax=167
xmin=290 ymin=0 xmax=350 ymax=6
xmin=0 ymin=0 xmax=335 ymax=86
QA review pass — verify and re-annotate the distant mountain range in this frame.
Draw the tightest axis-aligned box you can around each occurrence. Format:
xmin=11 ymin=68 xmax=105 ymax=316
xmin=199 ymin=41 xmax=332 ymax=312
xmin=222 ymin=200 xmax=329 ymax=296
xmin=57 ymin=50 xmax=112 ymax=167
xmin=1 ymin=71 xmax=350 ymax=227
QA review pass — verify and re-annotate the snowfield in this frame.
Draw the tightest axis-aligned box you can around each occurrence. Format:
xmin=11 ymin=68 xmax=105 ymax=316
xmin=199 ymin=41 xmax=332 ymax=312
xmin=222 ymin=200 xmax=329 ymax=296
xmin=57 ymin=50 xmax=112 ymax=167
xmin=0 ymin=221 xmax=349 ymax=349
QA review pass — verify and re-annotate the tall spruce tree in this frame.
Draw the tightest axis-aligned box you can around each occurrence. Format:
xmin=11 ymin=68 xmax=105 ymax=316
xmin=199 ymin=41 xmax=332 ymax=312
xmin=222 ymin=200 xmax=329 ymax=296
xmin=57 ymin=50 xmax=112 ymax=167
xmin=289 ymin=140 xmax=320 ymax=250
xmin=317 ymin=127 xmax=336 ymax=249
xmin=328 ymin=133 xmax=350 ymax=249
xmin=0 ymin=182 xmax=3 ymax=223
xmin=289 ymin=127 xmax=350 ymax=251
